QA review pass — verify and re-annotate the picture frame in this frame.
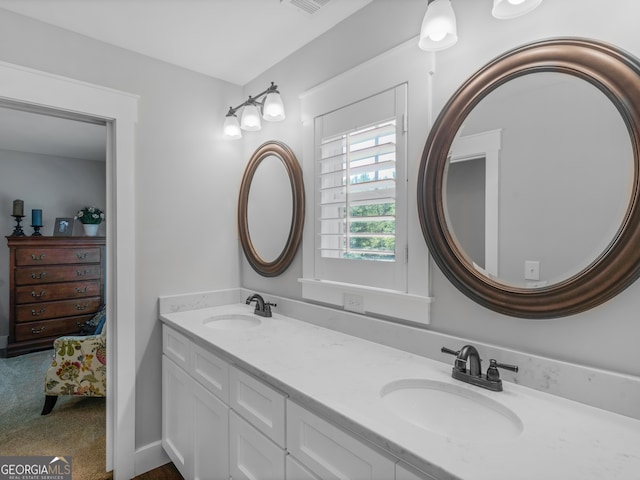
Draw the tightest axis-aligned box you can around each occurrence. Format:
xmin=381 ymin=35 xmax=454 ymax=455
xmin=53 ymin=217 xmax=74 ymax=236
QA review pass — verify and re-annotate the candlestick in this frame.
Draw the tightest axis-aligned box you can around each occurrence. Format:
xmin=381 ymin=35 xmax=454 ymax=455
xmin=10 ymin=215 xmax=26 ymax=237
xmin=31 ymin=209 xmax=43 ymax=227
xmin=12 ymin=199 xmax=24 ymax=217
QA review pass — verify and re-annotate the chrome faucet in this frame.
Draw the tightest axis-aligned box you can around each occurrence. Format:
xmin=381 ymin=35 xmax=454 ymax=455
xmin=442 ymin=345 xmax=518 ymax=392
xmin=245 ymin=294 xmax=276 ymax=317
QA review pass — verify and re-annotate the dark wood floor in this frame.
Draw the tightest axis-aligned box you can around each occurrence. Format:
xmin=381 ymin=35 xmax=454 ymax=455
xmin=133 ymin=462 xmax=183 ymax=480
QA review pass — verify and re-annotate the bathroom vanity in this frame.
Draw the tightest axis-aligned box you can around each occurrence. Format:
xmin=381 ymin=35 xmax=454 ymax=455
xmin=159 ymin=295 xmax=640 ymax=480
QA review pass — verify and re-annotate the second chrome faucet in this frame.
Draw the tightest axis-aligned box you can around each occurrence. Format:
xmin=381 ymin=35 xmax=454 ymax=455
xmin=441 ymin=345 xmax=518 ymax=392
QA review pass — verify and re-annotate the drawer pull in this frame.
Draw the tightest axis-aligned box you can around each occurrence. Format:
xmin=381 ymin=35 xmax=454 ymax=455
xmin=31 ymin=272 xmax=47 ymax=279
xmin=76 ymin=269 xmax=90 ymax=276
xmin=75 ymin=303 xmax=89 ymax=311
xmin=75 ymin=286 xmax=89 ymax=293
xmin=31 ymin=290 xmax=46 ymax=298
xmin=31 ymin=253 xmax=46 ymax=261
xmin=31 ymin=308 xmax=47 ymax=316
xmin=76 ymin=321 xmax=86 ymax=328
xmin=30 ymin=326 xmax=46 ymax=334
xmin=76 ymin=252 xmax=89 ymax=259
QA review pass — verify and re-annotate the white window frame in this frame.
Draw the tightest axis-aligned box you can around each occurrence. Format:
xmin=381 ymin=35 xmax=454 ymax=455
xmin=299 ymin=38 xmax=433 ymax=323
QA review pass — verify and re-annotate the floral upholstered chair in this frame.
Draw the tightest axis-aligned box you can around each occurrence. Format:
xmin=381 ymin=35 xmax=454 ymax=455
xmin=41 ymin=308 xmax=107 ymax=415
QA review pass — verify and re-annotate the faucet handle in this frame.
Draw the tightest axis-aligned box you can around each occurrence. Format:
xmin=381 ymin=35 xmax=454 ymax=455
xmin=486 ymin=359 xmax=519 ymax=382
xmin=441 ymin=346 xmax=460 ymax=357
xmin=491 ymin=359 xmax=519 ymax=373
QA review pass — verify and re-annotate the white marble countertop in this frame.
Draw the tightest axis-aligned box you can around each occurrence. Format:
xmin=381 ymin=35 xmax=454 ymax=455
xmin=160 ymin=303 xmax=640 ymax=480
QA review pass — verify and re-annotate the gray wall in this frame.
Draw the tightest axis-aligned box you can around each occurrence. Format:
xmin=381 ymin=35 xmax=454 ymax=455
xmin=242 ymin=0 xmax=640 ymax=378
xmin=0 ymin=9 xmax=243 ymax=448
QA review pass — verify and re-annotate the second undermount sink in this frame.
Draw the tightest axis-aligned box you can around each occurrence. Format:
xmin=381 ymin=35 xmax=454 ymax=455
xmin=203 ymin=313 xmax=261 ymax=330
xmin=381 ymin=379 xmax=523 ymax=442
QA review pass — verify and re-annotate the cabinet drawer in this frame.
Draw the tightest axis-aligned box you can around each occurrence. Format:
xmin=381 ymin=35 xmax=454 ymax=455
xmin=16 ymin=265 xmax=101 ymax=285
xmin=192 ymin=342 xmax=229 ymax=403
xmin=229 ymin=411 xmax=285 ymax=480
xmin=14 ymin=315 xmax=90 ymax=341
xmin=163 ymin=326 xmax=190 ymax=370
xmin=230 ymin=366 xmax=286 ymax=448
xmin=15 ymin=280 xmax=101 ymax=304
xmin=287 ymin=401 xmax=396 ymax=480
xmin=396 ymin=462 xmax=438 ymax=480
xmin=16 ymin=247 xmax=101 ymax=266
xmin=16 ymin=297 xmax=101 ymax=322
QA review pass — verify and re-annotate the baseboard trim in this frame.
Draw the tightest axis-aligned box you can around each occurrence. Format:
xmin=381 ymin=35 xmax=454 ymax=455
xmin=134 ymin=440 xmax=170 ymax=477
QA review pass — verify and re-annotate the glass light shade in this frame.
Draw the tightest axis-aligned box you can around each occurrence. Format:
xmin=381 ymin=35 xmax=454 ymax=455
xmin=241 ymin=103 xmax=262 ymax=131
xmin=223 ymin=114 xmax=242 ymax=139
xmin=492 ymin=0 xmax=542 ymax=19
xmin=262 ymin=92 xmax=286 ymax=121
xmin=418 ymin=0 xmax=458 ymax=52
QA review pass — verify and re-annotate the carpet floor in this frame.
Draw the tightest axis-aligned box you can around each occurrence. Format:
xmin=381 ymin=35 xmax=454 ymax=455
xmin=0 ymin=349 xmax=110 ymax=480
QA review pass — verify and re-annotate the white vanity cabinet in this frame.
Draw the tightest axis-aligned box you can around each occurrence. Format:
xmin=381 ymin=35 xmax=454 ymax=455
xmin=162 ymin=324 xmax=438 ymax=480
xmin=162 ymin=327 xmax=230 ymax=480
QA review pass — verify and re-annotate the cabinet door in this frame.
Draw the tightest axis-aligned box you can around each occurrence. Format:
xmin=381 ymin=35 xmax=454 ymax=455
xmin=229 ymin=411 xmax=285 ymax=480
xmin=396 ymin=462 xmax=438 ymax=480
xmin=192 ymin=379 xmax=229 ymax=480
xmin=287 ymin=455 xmax=322 ymax=480
xmin=287 ymin=401 xmax=396 ymax=480
xmin=162 ymin=356 xmax=193 ymax=479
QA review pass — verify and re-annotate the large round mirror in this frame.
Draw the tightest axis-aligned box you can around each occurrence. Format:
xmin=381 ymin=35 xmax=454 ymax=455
xmin=418 ymin=38 xmax=640 ymax=318
xmin=238 ymin=141 xmax=305 ymax=276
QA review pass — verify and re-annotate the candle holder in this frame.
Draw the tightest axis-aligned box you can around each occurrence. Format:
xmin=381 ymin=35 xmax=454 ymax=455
xmin=10 ymin=215 xmax=26 ymax=237
xmin=31 ymin=225 xmax=43 ymax=236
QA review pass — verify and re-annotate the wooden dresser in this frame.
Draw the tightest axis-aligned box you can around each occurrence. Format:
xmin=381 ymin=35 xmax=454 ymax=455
xmin=5 ymin=236 xmax=105 ymax=356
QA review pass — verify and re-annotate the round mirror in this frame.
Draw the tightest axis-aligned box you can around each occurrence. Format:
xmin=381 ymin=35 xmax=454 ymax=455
xmin=418 ymin=38 xmax=640 ymax=318
xmin=238 ymin=141 xmax=305 ymax=276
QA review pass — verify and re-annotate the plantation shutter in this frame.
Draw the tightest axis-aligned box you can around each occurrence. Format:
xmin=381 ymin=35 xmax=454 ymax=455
xmin=314 ymin=85 xmax=407 ymax=290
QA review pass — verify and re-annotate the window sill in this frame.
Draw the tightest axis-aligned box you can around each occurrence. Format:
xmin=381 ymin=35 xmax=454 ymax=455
xmin=298 ymin=278 xmax=432 ymax=325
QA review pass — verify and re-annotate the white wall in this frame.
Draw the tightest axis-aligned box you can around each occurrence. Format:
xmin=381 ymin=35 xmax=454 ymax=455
xmin=0 ymin=150 xmax=106 ymax=342
xmin=241 ymin=0 xmax=640 ymax=377
xmin=0 ymin=9 xmax=243 ymax=449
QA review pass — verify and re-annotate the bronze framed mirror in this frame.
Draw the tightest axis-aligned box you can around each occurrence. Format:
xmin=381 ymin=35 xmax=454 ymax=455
xmin=238 ymin=141 xmax=305 ymax=276
xmin=418 ymin=38 xmax=640 ymax=318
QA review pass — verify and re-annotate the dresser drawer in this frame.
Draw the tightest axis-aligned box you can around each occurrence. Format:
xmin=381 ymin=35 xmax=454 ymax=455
xmin=15 ymin=247 xmax=102 ymax=266
xmin=15 ymin=280 xmax=101 ymax=304
xmin=14 ymin=315 xmax=92 ymax=342
xmin=15 ymin=265 xmax=102 ymax=285
xmin=16 ymin=297 xmax=101 ymax=322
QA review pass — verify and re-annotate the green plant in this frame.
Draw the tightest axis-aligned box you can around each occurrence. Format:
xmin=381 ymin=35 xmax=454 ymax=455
xmin=76 ymin=206 xmax=105 ymax=225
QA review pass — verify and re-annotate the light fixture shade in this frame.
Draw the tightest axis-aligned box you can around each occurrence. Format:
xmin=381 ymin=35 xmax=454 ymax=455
xmin=492 ymin=0 xmax=542 ymax=19
xmin=418 ymin=0 xmax=458 ymax=52
xmin=223 ymin=114 xmax=242 ymax=139
xmin=241 ymin=103 xmax=262 ymax=131
xmin=262 ymin=92 xmax=286 ymax=122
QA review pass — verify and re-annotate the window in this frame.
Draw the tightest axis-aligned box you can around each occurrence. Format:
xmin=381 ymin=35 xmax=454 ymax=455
xmin=313 ymin=85 xmax=407 ymax=291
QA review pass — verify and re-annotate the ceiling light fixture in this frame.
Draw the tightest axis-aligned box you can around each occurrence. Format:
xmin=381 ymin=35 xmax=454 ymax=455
xmin=419 ymin=0 xmax=543 ymax=52
xmin=223 ymin=82 xmax=285 ymax=139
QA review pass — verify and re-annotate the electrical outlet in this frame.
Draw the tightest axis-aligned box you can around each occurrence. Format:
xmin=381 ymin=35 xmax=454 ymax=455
xmin=344 ymin=293 xmax=364 ymax=313
xmin=525 ymin=260 xmax=540 ymax=281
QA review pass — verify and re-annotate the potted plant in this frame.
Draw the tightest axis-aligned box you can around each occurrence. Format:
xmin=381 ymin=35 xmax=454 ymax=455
xmin=75 ymin=206 xmax=105 ymax=236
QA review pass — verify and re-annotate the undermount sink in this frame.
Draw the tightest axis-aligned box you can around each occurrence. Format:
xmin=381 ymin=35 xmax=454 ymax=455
xmin=203 ymin=313 xmax=261 ymax=330
xmin=381 ymin=379 xmax=523 ymax=442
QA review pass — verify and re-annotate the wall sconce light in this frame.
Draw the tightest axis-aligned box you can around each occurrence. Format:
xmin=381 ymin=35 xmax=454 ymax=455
xmin=223 ymin=82 xmax=285 ymax=139
xmin=419 ymin=0 xmax=543 ymax=52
